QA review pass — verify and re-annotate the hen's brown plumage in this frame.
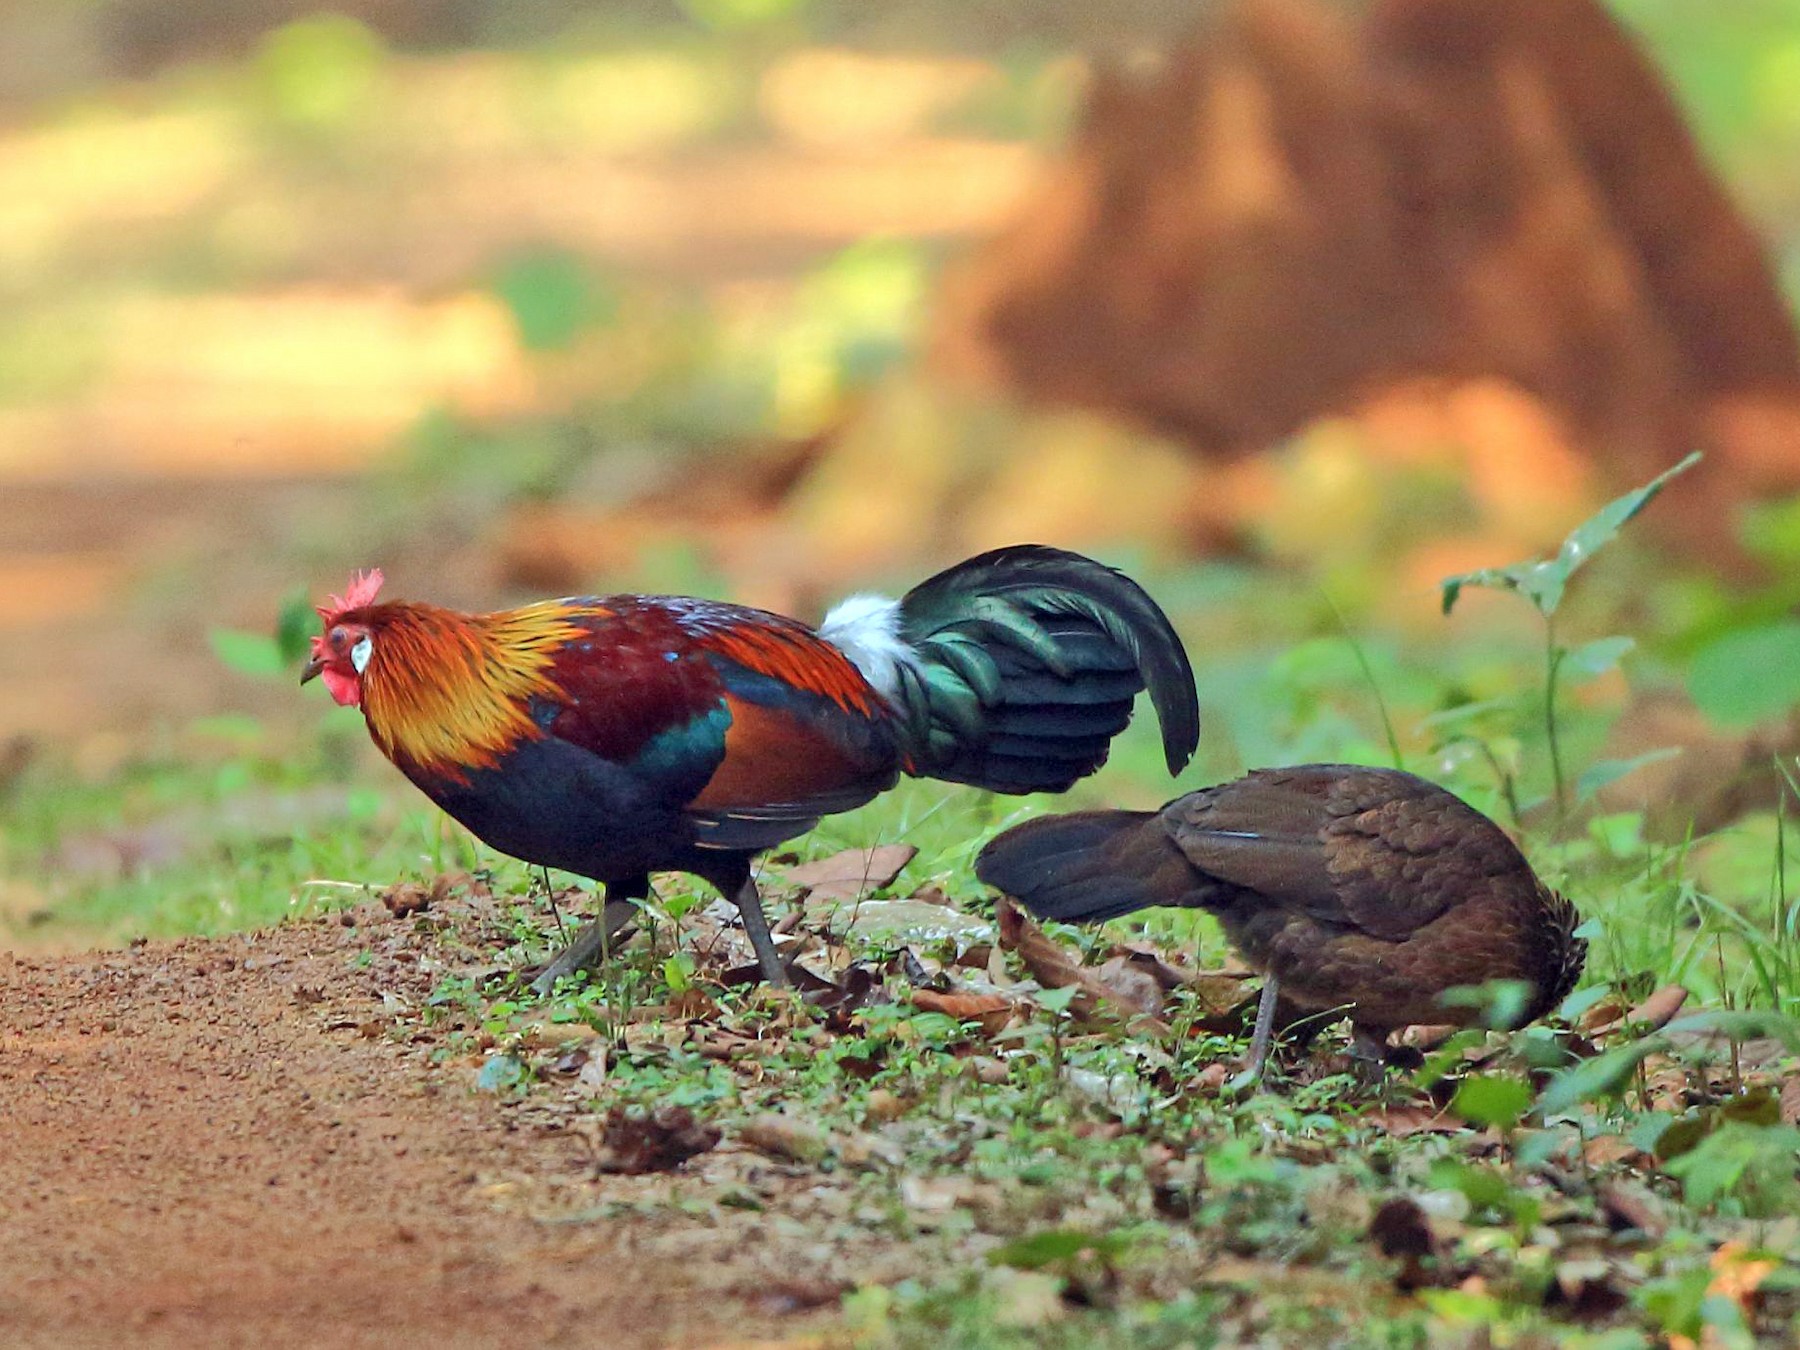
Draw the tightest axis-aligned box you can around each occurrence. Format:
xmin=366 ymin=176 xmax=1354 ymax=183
xmin=976 ymin=764 xmax=1586 ymax=1081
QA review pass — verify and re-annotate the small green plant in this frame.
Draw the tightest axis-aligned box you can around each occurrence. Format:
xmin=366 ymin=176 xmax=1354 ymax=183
xmin=1440 ymin=452 xmax=1701 ymax=824
xmin=209 ymin=590 xmax=319 ymax=680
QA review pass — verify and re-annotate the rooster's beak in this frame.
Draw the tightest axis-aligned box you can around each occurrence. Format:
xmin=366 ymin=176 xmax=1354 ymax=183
xmin=300 ymin=655 xmax=325 ymax=686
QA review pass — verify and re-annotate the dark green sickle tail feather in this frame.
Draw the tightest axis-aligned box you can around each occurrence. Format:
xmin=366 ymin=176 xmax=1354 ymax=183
xmin=890 ymin=545 xmax=1199 ymax=793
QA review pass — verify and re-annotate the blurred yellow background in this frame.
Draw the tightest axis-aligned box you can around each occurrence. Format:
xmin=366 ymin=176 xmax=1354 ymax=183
xmin=3 ymin=0 xmax=1800 ymax=755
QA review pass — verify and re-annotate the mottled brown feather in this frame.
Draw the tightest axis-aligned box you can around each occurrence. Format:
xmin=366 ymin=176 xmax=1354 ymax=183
xmin=1162 ymin=766 xmax=1585 ymax=1035
xmin=978 ymin=764 xmax=1587 ymax=1045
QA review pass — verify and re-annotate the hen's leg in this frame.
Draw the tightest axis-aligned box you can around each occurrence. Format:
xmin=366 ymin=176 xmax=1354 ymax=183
xmin=529 ymin=877 xmax=645 ymax=995
xmin=1350 ymin=1023 xmax=1421 ymax=1074
xmin=1226 ymin=975 xmax=1281 ymax=1094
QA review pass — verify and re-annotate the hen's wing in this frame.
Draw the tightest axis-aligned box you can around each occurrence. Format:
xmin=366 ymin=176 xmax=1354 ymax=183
xmin=1164 ymin=765 xmax=1516 ymax=938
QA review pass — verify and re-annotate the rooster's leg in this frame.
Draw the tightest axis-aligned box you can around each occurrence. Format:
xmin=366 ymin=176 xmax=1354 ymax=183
xmin=529 ymin=885 xmax=643 ymax=996
xmin=1225 ymin=975 xmax=1281 ymax=1094
xmin=731 ymin=878 xmax=788 ymax=988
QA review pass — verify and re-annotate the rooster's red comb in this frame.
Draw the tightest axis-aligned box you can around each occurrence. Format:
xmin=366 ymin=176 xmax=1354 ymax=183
xmin=317 ymin=568 xmax=385 ymax=621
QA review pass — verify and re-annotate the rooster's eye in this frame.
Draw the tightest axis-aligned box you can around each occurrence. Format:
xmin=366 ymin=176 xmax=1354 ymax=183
xmin=328 ymin=626 xmax=348 ymax=647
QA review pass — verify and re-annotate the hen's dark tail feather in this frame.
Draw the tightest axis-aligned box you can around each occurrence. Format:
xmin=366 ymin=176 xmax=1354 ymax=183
xmin=892 ymin=545 xmax=1199 ymax=794
xmin=976 ymin=809 xmax=1188 ymax=924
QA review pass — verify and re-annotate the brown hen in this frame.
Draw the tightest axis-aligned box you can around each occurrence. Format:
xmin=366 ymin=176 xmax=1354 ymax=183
xmin=976 ymin=764 xmax=1585 ymax=1084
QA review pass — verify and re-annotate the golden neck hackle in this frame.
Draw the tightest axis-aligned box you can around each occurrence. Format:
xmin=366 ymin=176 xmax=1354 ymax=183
xmin=358 ymin=601 xmax=591 ymax=779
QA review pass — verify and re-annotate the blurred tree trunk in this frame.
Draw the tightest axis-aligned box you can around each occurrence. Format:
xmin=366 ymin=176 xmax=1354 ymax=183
xmin=933 ymin=0 xmax=1800 ymax=566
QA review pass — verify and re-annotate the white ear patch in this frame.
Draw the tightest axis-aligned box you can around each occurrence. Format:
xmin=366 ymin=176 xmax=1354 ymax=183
xmin=350 ymin=634 xmax=373 ymax=673
xmin=819 ymin=593 xmax=913 ymax=701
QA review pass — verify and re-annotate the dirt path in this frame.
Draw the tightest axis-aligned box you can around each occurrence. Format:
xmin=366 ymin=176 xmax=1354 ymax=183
xmin=0 ymin=912 xmax=838 ymax=1350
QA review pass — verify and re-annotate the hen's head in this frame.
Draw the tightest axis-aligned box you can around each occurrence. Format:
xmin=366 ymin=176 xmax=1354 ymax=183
xmin=301 ymin=569 xmax=386 ymax=707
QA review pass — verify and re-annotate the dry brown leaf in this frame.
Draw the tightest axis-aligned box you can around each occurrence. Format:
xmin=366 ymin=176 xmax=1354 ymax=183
xmin=1361 ymin=1104 xmax=1464 ymax=1137
xmin=380 ymin=882 xmax=436 ymax=918
xmin=1707 ymin=1240 xmax=1776 ymax=1303
xmin=738 ymin=1113 xmax=832 ymax=1165
xmin=1113 ymin=944 xmax=1204 ymax=990
xmin=1582 ymin=1134 xmax=1642 ymax=1168
xmin=1583 ymin=984 xmax=1689 ymax=1039
xmin=963 ymin=1056 xmax=1009 ymax=1085
xmin=1781 ymin=1076 xmax=1800 ymax=1127
xmin=1395 ymin=1023 xmax=1461 ymax=1052
xmin=864 ymin=1089 xmax=908 ymax=1123
xmin=1187 ymin=1063 xmax=1232 ymax=1094
xmin=668 ymin=987 xmax=720 ymax=1022
xmin=1627 ymin=985 xmax=1689 ymax=1031
xmin=1598 ymin=1180 xmax=1665 ymax=1237
xmin=995 ymin=897 xmax=1166 ymax=1028
xmin=1112 ymin=943 xmax=1252 ymax=1016
xmin=997 ymin=896 xmax=1098 ymax=1011
xmin=382 ymin=872 xmax=454 ymax=917
xmin=1578 ymin=995 xmax=1629 ymax=1035
xmin=910 ymin=988 xmax=1016 ymax=1036
xmin=1091 ymin=956 xmax=1166 ymax=1020
xmin=782 ymin=845 xmax=918 ymax=901
xmin=1367 ymin=1196 xmax=1449 ymax=1292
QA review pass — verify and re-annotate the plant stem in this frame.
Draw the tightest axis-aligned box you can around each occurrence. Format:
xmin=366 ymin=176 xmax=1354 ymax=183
xmin=1326 ymin=593 xmax=1404 ymax=771
xmin=1474 ymin=740 xmax=1523 ymax=831
xmin=1544 ymin=619 xmax=1568 ymax=827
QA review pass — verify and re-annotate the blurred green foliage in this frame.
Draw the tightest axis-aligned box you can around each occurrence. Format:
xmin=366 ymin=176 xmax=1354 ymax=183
xmin=492 ymin=248 xmax=619 ymax=351
xmin=256 ymin=15 xmax=389 ymax=131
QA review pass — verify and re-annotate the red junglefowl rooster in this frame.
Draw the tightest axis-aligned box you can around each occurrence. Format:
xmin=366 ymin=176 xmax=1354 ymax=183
xmin=977 ymin=764 xmax=1586 ymax=1087
xmin=302 ymin=547 xmax=1199 ymax=990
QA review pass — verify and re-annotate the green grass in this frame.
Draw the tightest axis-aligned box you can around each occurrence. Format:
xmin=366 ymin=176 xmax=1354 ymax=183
xmin=6 ymin=5 xmax=1800 ymax=1339
xmin=8 ymin=477 xmax=1800 ymax=1346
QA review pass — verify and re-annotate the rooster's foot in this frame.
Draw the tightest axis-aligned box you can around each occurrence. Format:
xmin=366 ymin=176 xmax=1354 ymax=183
xmin=529 ymin=898 xmax=641 ymax=995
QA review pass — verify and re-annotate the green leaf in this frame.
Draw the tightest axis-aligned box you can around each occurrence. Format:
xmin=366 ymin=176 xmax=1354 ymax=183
xmin=1537 ymin=1036 xmax=1666 ymax=1117
xmin=1517 ymin=1029 xmax=1575 ymax=1071
xmin=1427 ymin=1158 xmax=1512 ymax=1211
xmin=210 ymin=629 xmax=285 ymax=678
xmin=1417 ymin=697 xmax=1514 ymax=733
xmin=492 ymin=249 xmax=613 ymax=351
xmin=1412 ymin=1027 xmax=1488 ymax=1090
xmin=1738 ymin=491 xmax=1800 ymax=565
xmin=257 ymin=15 xmax=385 ymax=129
xmin=476 ymin=1052 xmax=527 ymax=1093
xmin=1561 ymin=636 xmax=1635 ymax=681
xmin=661 ymin=952 xmax=695 ymax=994
xmin=1559 ymin=984 xmax=1615 ymax=1022
xmin=1663 ymin=1007 xmax=1800 ymax=1052
xmin=1450 ymin=1074 xmax=1532 ymax=1130
xmin=1575 ymin=749 xmax=1683 ymax=806
xmin=661 ymin=890 xmax=704 ymax=922
xmin=988 ymin=1228 xmax=1127 ymax=1271
xmin=1663 ymin=1122 xmax=1800 ymax=1215
xmin=1652 ymin=1112 xmax=1712 ymax=1162
xmin=1441 ymin=452 xmax=1701 ymax=617
xmin=1437 ymin=978 xmax=1533 ymax=1031
xmin=1687 ymin=619 xmax=1800 ymax=726
xmin=1636 ymin=1265 xmax=1713 ymax=1338
xmin=275 ymin=589 xmax=317 ymax=664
